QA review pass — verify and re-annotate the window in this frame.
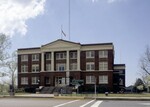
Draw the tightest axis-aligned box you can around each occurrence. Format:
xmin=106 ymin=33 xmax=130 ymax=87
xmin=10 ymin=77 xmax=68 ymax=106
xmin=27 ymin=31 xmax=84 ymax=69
xmin=70 ymin=52 xmax=77 ymax=59
xmin=46 ymin=64 xmax=51 ymax=71
xmin=70 ymin=63 xmax=77 ymax=70
xmin=21 ymin=65 xmax=28 ymax=73
xmin=32 ymin=64 xmax=39 ymax=72
xmin=86 ymin=62 xmax=95 ymax=71
xmin=21 ymin=77 xmax=28 ymax=85
xmin=32 ymin=77 xmax=39 ymax=85
xmin=99 ymin=50 xmax=108 ymax=58
xmin=99 ymin=75 xmax=108 ymax=84
xmin=99 ymin=62 xmax=108 ymax=71
xmin=46 ymin=77 xmax=51 ymax=84
xmin=86 ymin=51 xmax=95 ymax=58
xmin=46 ymin=53 xmax=51 ymax=60
xmin=86 ymin=76 xmax=95 ymax=84
xmin=32 ymin=54 xmax=39 ymax=61
xmin=56 ymin=63 xmax=66 ymax=71
xmin=119 ymin=78 xmax=123 ymax=85
xmin=56 ymin=53 xmax=66 ymax=60
xmin=21 ymin=55 xmax=28 ymax=61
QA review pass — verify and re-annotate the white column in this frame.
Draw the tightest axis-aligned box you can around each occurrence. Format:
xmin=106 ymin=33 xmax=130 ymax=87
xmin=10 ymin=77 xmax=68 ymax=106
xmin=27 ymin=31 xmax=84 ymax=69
xmin=51 ymin=51 xmax=54 ymax=71
xmin=41 ymin=52 xmax=44 ymax=72
xmin=66 ymin=50 xmax=70 ymax=71
xmin=77 ymin=50 xmax=81 ymax=71
xmin=66 ymin=51 xmax=70 ymax=85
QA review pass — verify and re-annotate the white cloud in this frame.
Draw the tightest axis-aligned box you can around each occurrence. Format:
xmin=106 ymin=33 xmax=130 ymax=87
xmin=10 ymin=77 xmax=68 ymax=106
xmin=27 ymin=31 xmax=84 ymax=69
xmin=0 ymin=0 xmax=46 ymax=37
xmin=92 ymin=0 xmax=98 ymax=2
xmin=107 ymin=0 xmax=124 ymax=3
xmin=91 ymin=0 xmax=125 ymax=3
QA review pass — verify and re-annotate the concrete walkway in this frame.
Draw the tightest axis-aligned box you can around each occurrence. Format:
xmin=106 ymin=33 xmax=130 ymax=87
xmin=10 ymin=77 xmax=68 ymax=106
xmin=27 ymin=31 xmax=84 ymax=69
xmin=1 ymin=94 xmax=150 ymax=101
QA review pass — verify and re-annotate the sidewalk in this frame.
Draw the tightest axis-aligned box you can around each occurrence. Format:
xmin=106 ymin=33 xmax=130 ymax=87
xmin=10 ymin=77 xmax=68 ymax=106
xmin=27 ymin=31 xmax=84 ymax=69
xmin=1 ymin=94 xmax=150 ymax=101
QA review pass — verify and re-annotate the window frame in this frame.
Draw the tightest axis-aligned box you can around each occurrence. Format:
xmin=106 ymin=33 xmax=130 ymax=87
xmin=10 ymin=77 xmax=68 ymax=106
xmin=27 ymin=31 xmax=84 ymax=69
xmin=46 ymin=63 xmax=51 ymax=71
xmin=99 ymin=62 xmax=108 ymax=71
xmin=21 ymin=55 xmax=28 ymax=62
xmin=56 ymin=53 xmax=66 ymax=60
xmin=46 ymin=53 xmax=51 ymax=60
xmin=32 ymin=54 xmax=39 ymax=61
xmin=56 ymin=63 xmax=66 ymax=71
xmin=99 ymin=50 xmax=108 ymax=58
xmin=32 ymin=77 xmax=39 ymax=85
xmin=86 ymin=51 xmax=95 ymax=58
xmin=86 ymin=62 xmax=95 ymax=71
xmin=21 ymin=65 xmax=28 ymax=73
xmin=99 ymin=75 xmax=108 ymax=84
xmin=70 ymin=52 xmax=77 ymax=59
xmin=21 ymin=77 xmax=28 ymax=85
xmin=70 ymin=63 xmax=77 ymax=70
xmin=32 ymin=64 xmax=39 ymax=73
xmin=86 ymin=76 xmax=95 ymax=84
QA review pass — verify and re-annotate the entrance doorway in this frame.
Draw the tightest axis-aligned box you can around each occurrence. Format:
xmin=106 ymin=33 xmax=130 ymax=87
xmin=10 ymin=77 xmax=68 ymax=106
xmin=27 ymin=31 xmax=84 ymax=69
xmin=55 ymin=77 xmax=66 ymax=86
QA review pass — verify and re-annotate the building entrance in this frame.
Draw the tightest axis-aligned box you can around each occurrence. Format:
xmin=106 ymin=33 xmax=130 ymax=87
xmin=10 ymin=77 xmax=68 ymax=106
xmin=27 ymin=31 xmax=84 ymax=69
xmin=55 ymin=77 xmax=66 ymax=86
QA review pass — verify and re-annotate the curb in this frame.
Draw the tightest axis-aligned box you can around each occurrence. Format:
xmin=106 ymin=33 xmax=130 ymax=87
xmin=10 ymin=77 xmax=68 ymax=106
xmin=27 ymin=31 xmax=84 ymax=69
xmin=95 ymin=97 xmax=150 ymax=101
xmin=1 ymin=95 xmax=150 ymax=101
xmin=54 ymin=96 xmax=85 ymax=100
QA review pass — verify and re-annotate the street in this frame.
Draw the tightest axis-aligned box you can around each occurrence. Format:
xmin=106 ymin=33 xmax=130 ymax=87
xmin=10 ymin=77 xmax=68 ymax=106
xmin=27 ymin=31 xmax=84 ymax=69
xmin=0 ymin=98 xmax=150 ymax=107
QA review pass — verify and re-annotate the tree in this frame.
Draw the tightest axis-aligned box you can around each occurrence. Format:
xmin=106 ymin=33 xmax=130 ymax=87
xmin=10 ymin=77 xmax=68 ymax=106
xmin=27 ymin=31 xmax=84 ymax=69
xmin=133 ymin=78 xmax=145 ymax=93
xmin=139 ymin=45 xmax=150 ymax=92
xmin=0 ymin=34 xmax=11 ymax=93
xmin=140 ymin=46 xmax=150 ymax=75
xmin=0 ymin=34 xmax=11 ymax=63
xmin=5 ymin=52 xmax=17 ymax=86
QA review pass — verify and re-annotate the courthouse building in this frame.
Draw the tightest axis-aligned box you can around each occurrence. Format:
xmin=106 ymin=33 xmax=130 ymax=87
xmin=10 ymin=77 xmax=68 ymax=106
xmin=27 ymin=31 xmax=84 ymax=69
xmin=17 ymin=39 xmax=125 ymax=93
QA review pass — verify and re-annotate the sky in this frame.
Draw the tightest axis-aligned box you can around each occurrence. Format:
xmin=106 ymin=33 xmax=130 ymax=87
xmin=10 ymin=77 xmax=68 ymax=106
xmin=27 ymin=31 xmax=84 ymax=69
xmin=0 ymin=0 xmax=150 ymax=86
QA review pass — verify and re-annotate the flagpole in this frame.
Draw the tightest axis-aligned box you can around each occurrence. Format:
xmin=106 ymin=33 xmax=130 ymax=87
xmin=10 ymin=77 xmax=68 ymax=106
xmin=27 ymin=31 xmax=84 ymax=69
xmin=61 ymin=25 xmax=63 ymax=39
xmin=68 ymin=0 xmax=70 ymax=40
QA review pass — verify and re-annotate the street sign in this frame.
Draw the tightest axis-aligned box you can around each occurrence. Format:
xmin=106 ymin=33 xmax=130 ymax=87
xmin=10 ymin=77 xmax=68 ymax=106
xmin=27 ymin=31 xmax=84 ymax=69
xmin=71 ymin=79 xmax=84 ymax=85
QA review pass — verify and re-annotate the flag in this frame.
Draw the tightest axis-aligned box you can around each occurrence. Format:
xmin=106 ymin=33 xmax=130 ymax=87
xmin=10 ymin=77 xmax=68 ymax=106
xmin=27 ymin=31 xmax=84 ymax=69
xmin=61 ymin=29 xmax=66 ymax=37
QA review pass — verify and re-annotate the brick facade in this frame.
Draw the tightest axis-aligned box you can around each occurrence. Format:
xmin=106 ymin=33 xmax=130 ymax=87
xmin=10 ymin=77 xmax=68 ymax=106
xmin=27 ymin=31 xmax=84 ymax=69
xmin=17 ymin=39 xmax=125 ymax=93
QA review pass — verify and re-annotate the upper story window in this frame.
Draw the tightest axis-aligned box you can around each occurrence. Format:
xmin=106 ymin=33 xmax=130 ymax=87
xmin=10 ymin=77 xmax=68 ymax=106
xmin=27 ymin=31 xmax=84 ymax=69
xmin=21 ymin=55 xmax=28 ymax=62
xmin=21 ymin=65 xmax=28 ymax=73
xmin=46 ymin=63 xmax=51 ymax=71
xmin=32 ymin=64 xmax=39 ymax=72
xmin=56 ymin=52 xmax=66 ymax=60
xmin=99 ymin=75 xmax=108 ymax=84
xmin=32 ymin=54 xmax=39 ymax=61
xmin=70 ymin=52 xmax=77 ymax=59
xmin=86 ymin=62 xmax=95 ymax=71
xmin=56 ymin=63 xmax=66 ymax=71
xmin=86 ymin=76 xmax=95 ymax=84
xmin=21 ymin=77 xmax=28 ymax=85
xmin=99 ymin=50 xmax=108 ymax=58
xmin=46 ymin=53 xmax=51 ymax=60
xmin=99 ymin=62 xmax=108 ymax=71
xmin=70 ymin=63 xmax=77 ymax=70
xmin=86 ymin=51 xmax=95 ymax=58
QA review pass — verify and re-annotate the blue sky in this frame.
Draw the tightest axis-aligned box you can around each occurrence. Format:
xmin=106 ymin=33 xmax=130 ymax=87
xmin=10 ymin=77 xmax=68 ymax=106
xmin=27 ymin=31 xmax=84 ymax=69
xmin=1 ymin=0 xmax=150 ymax=86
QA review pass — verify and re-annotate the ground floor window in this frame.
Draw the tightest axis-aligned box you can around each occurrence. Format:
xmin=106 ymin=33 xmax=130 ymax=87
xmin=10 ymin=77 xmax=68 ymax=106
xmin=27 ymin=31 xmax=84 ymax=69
xmin=32 ymin=77 xmax=39 ymax=85
xmin=46 ymin=77 xmax=51 ymax=84
xmin=99 ymin=75 xmax=108 ymax=84
xmin=21 ymin=77 xmax=28 ymax=85
xmin=86 ymin=76 xmax=95 ymax=84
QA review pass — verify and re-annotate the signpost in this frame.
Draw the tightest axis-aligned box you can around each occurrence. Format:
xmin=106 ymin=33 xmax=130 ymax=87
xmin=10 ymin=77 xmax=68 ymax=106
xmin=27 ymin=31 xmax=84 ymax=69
xmin=71 ymin=79 xmax=84 ymax=94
